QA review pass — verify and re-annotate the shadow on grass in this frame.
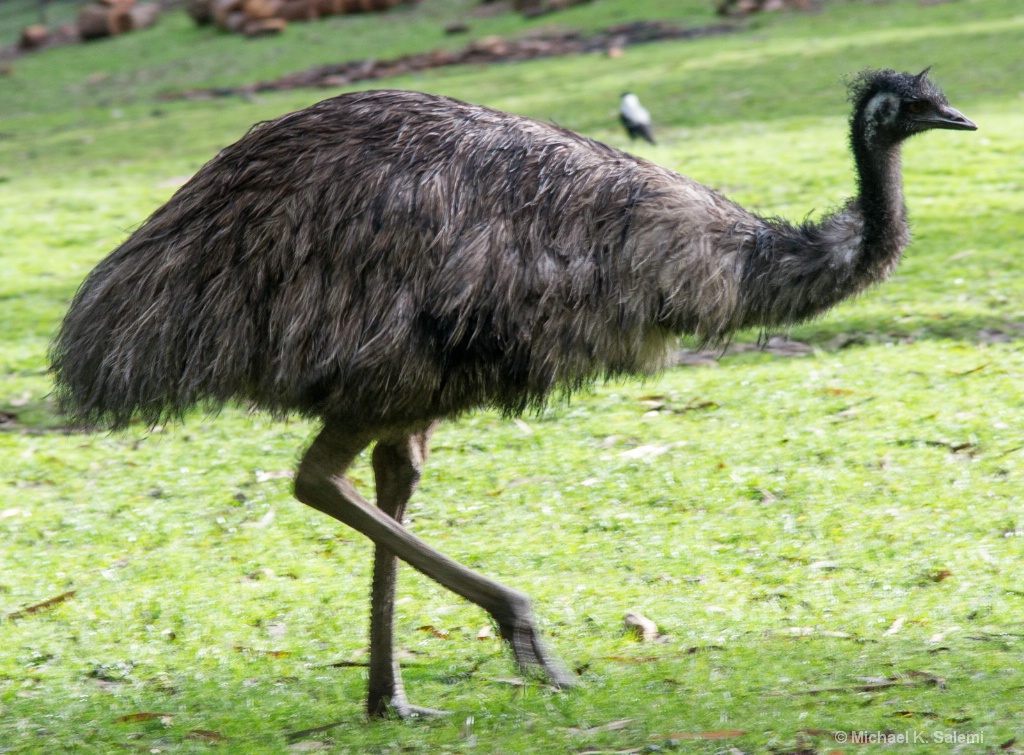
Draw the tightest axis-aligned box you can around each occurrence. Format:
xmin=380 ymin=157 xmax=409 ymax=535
xmin=0 ymin=396 xmax=95 ymax=435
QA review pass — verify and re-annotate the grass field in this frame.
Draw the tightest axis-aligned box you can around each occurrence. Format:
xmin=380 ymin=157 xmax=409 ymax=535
xmin=1 ymin=0 xmax=1023 ymax=752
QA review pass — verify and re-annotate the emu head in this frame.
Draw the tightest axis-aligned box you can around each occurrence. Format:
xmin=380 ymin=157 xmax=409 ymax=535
xmin=848 ymin=68 xmax=977 ymax=147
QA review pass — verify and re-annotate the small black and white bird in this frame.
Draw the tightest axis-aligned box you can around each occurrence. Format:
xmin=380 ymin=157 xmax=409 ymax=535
xmin=619 ymin=92 xmax=655 ymax=144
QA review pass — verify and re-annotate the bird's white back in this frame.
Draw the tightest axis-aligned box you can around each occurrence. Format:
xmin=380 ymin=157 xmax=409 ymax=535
xmin=620 ymin=93 xmax=651 ymax=126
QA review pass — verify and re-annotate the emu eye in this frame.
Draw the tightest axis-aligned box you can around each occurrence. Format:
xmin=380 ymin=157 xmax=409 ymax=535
xmin=906 ymin=100 xmax=929 ymax=114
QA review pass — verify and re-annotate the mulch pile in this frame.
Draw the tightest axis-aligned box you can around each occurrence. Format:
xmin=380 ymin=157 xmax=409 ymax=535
xmin=186 ymin=0 xmax=415 ymax=38
xmin=717 ymin=0 xmax=818 ymax=16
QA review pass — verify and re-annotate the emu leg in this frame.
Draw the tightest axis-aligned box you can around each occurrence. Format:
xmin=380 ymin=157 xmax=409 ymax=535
xmin=294 ymin=421 xmax=574 ymax=711
xmin=366 ymin=428 xmax=445 ymax=718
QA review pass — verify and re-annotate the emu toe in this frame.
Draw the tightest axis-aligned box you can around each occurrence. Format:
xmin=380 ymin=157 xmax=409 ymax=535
xmin=498 ymin=618 xmax=575 ymax=689
xmin=372 ymin=697 xmax=450 ymax=720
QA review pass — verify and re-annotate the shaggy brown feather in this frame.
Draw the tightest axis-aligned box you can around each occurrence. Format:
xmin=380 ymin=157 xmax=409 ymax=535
xmin=51 ymin=90 xmax=758 ymax=428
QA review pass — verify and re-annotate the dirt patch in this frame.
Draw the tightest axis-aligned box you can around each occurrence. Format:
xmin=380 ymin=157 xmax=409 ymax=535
xmin=159 ymin=19 xmax=737 ymax=100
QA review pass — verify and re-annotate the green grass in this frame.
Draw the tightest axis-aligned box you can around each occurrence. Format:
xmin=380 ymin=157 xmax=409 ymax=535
xmin=2 ymin=0 xmax=1024 ymax=752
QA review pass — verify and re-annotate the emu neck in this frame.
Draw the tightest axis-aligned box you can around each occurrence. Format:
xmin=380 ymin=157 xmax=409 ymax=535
xmin=851 ymin=129 xmax=908 ymax=271
xmin=734 ymin=114 xmax=912 ymax=334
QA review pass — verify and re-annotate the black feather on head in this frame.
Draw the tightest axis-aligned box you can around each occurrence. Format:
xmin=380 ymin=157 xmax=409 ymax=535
xmin=844 ymin=67 xmax=948 ymax=108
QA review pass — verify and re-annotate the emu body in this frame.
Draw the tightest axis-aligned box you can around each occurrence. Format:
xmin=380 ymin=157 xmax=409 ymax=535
xmin=51 ymin=71 xmax=975 ymax=717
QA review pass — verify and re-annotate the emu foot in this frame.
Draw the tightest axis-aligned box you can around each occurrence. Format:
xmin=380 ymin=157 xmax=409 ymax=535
xmin=368 ymin=693 xmax=449 ymax=720
xmin=367 ymin=669 xmax=448 ymax=719
xmin=496 ymin=617 xmax=575 ymax=689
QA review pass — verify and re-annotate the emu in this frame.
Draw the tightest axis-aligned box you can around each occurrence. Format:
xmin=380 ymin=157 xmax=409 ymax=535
xmin=620 ymin=91 xmax=656 ymax=144
xmin=50 ymin=69 xmax=974 ymax=718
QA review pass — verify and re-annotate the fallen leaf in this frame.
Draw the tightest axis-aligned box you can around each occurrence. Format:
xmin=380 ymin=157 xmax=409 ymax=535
xmin=7 ymin=590 xmax=76 ymax=620
xmin=685 ymin=644 xmax=725 ymax=654
xmin=623 ymin=611 xmax=659 ymax=642
xmin=187 ymin=730 xmax=226 ymax=742
xmin=892 ymin=438 xmax=977 ymax=455
xmin=928 ymin=626 xmax=960 ymax=643
xmin=567 ymin=718 xmax=635 ymax=735
xmin=775 ymin=671 xmax=945 ymax=696
xmin=885 ymin=617 xmax=905 ymax=635
xmin=671 ymin=400 xmax=718 ymax=413
xmin=619 ymin=444 xmax=669 ymax=460
xmin=417 ymin=625 xmax=450 ymax=639
xmin=777 ymin=628 xmax=851 ymax=639
xmin=948 ymin=362 xmax=989 ymax=377
xmin=892 ymin=710 xmax=941 ymax=720
xmin=476 ymin=625 xmax=493 ymax=640
xmin=783 ymin=627 xmax=816 ymax=636
xmin=234 ymin=646 xmax=290 ymax=657
xmin=114 ymin=712 xmax=173 ymax=724
xmin=513 ymin=418 xmax=534 ymax=435
xmin=965 ymin=631 xmax=1024 ymax=641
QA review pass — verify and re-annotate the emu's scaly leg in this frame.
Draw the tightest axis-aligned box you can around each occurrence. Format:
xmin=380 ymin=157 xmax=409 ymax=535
xmin=366 ymin=427 xmax=445 ymax=718
xmin=294 ymin=421 xmax=573 ymax=717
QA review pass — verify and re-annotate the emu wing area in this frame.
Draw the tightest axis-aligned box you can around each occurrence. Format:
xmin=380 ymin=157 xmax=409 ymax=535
xmin=50 ymin=90 xmax=749 ymax=428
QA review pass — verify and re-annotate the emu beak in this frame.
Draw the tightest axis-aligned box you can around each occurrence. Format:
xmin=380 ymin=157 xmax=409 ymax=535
xmin=922 ymin=103 xmax=978 ymax=131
